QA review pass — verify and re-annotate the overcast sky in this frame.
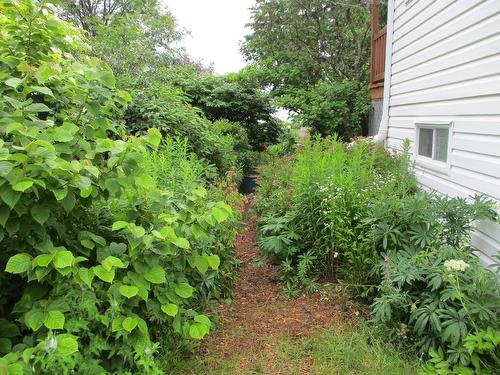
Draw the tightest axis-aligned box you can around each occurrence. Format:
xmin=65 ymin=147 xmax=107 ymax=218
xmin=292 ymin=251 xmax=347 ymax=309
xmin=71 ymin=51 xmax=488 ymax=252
xmin=165 ymin=0 xmax=256 ymax=74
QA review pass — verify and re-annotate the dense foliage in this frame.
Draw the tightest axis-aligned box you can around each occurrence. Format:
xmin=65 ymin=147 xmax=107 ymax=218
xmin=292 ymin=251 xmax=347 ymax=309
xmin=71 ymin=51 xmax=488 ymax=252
xmin=256 ymin=138 xmax=499 ymax=373
xmin=243 ymin=0 xmax=372 ymax=137
xmin=0 ymin=2 xmax=240 ymax=373
xmin=176 ymin=67 xmax=282 ymax=149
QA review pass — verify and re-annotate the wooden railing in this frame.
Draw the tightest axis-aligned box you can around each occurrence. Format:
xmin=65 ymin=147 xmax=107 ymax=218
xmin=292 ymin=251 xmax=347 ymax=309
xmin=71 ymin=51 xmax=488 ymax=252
xmin=371 ymin=26 xmax=386 ymax=85
xmin=370 ymin=0 xmax=386 ymax=99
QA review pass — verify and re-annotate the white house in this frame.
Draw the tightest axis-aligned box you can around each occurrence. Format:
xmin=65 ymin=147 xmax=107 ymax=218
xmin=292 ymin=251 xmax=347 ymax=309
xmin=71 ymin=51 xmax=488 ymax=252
xmin=373 ymin=0 xmax=500 ymax=265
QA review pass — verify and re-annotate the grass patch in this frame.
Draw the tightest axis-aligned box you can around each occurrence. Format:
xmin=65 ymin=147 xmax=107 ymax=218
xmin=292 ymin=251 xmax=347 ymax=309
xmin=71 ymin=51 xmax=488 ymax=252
xmin=171 ymin=322 xmax=418 ymax=374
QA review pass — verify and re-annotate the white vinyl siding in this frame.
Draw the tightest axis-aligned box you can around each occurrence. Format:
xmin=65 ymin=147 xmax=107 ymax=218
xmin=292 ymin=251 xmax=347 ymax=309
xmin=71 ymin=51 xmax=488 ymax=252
xmin=385 ymin=0 xmax=500 ymax=265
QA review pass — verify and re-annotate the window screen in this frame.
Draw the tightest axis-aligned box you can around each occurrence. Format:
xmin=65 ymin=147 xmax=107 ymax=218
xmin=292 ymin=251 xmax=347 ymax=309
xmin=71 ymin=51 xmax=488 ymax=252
xmin=434 ymin=128 xmax=449 ymax=162
xmin=418 ymin=128 xmax=433 ymax=158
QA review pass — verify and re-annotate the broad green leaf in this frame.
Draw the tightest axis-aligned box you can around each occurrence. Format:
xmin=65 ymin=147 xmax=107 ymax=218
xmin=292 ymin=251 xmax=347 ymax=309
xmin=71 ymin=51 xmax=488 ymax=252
xmin=192 ymin=256 xmax=209 ymax=274
xmin=53 ymin=188 xmax=68 ymax=201
xmin=206 ymin=255 xmax=220 ymax=270
xmin=24 ymin=103 xmax=51 ymax=113
xmin=95 ymin=138 xmax=115 ymax=153
xmin=51 ymin=122 xmax=79 ymax=142
xmin=80 ymin=239 xmax=94 ymax=249
xmin=56 ymin=334 xmax=78 ymax=355
xmin=44 ymin=310 xmax=65 ymax=330
xmin=144 ymin=265 xmax=165 ymax=284
xmin=31 ymin=86 xmax=54 ymax=97
xmin=0 ymin=161 xmax=13 ymax=176
xmin=61 ymin=193 xmax=76 ymax=213
xmin=53 ymin=250 xmax=74 ymax=269
xmin=189 ymin=322 xmax=208 ymax=339
xmin=33 ymin=254 xmax=53 ymax=267
xmin=102 ymin=256 xmax=125 ymax=270
xmin=5 ymin=253 xmax=31 ymax=274
xmin=112 ymin=317 xmax=124 ymax=332
xmin=171 ymin=236 xmax=190 ymax=249
xmin=7 ymin=363 xmax=23 ymax=375
xmin=0 ymin=187 xmax=21 ymax=208
xmin=194 ymin=314 xmax=211 ymax=329
xmin=31 ymin=204 xmax=50 ymax=225
xmin=78 ymin=268 xmax=94 ymax=288
xmin=128 ymin=223 xmax=145 ymax=238
xmin=161 ymin=304 xmax=178 ymax=317
xmin=26 ymin=311 xmax=45 ymax=331
xmin=144 ymin=128 xmax=162 ymax=148
xmin=135 ymin=175 xmax=155 ymax=189
xmin=175 ymin=282 xmax=194 ymax=298
xmin=0 ymin=206 xmax=10 ymax=227
xmin=0 ymin=338 xmax=11 ymax=353
xmin=5 ymin=77 xmax=22 ymax=88
xmin=119 ymin=285 xmax=139 ymax=299
xmin=122 ymin=317 xmax=138 ymax=333
xmin=111 ymin=221 xmax=128 ymax=231
xmin=191 ymin=224 xmax=207 ymax=239
xmin=93 ymin=265 xmax=115 ymax=283
xmin=212 ymin=203 xmax=232 ymax=223
xmin=98 ymin=70 xmax=116 ymax=89
xmin=12 ymin=180 xmax=33 ymax=192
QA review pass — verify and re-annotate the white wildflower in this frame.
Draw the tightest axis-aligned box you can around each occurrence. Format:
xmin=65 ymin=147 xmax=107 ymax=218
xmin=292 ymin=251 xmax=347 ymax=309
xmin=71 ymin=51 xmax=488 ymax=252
xmin=45 ymin=336 xmax=58 ymax=353
xmin=444 ymin=259 xmax=470 ymax=272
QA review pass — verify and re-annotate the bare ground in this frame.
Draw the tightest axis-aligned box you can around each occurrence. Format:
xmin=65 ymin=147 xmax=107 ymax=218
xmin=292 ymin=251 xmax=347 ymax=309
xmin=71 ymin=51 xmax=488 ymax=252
xmin=193 ymin=199 xmax=357 ymax=374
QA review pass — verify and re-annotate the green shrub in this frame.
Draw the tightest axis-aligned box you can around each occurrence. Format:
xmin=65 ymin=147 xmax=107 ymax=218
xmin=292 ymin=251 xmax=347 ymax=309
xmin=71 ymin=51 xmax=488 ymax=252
xmin=369 ymin=194 xmax=499 ymax=374
xmin=256 ymin=136 xmax=499 ymax=374
xmin=257 ymin=137 xmax=416 ymax=291
xmin=123 ymin=83 xmax=239 ymax=175
xmin=0 ymin=2 xmax=238 ymax=373
xmin=280 ymin=80 xmax=372 ymax=138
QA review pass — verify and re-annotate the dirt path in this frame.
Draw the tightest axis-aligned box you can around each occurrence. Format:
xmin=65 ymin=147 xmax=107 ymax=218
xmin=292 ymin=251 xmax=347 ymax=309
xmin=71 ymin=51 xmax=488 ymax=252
xmin=194 ymin=199 xmax=351 ymax=373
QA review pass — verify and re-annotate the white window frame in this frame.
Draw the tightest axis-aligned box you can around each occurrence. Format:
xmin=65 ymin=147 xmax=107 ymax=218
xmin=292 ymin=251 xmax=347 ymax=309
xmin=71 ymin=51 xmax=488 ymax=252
xmin=414 ymin=121 xmax=452 ymax=175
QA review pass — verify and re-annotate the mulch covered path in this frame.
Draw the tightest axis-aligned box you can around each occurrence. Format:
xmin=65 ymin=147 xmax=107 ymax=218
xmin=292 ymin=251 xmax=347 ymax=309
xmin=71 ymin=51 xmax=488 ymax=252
xmin=196 ymin=198 xmax=352 ymax=373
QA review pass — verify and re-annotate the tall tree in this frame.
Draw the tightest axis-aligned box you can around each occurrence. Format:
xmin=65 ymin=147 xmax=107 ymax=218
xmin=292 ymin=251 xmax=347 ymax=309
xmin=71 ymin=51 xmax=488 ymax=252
xmin=243 ymin=0 xmax=372 ymax=138
xmin=243 ymin=0 xmax=371 ymax=90
xmin=59 ymin=0 xmax=187 ymax=82
xmin=59 ymin=0 xmax=154 ymax=35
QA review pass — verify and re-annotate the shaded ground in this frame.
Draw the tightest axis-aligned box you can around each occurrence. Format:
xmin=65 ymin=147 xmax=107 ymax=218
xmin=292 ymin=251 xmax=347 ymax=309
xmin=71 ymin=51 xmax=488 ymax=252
xmin=176 ymin=200 xmax=417 ymax=374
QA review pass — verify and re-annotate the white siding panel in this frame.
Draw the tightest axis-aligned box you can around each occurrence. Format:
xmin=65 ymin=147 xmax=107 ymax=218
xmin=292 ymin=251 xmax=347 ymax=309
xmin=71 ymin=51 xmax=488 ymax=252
xmin=385 ymin=0 xmax=500 ymax=264
xmin=392 ymin=11 xmax=500 ymax=74
xmin=391 ymin=53 xmax=500 ymax=96
xmin=393 ymin=0 xmax=480 ymax=53
xmin=389 ymin=97 xmax=500 ymax=117
xmin=454 ymin=119 xmax=500 ymax=136
xmin=450 ymin=150 xmax=500 ymax=178
xmin=391 ymin=32 xmax=500 ymax=85
xmin=393 ymin=0 xmax=454 ymax=39
xmin=471 ymin=231 xmax=499 ymax=259
xmin=387 ymin=127 xmax=414 ymax=141
xmin=452 ymin=133 xmax=500 ymax=157
xmin=394 ymin=0 xmax=434 ymax=29
xmin=449 ymin=166 xmax=500 ymax=200
xmin=390 ymin=75 xmax=500 ymax=106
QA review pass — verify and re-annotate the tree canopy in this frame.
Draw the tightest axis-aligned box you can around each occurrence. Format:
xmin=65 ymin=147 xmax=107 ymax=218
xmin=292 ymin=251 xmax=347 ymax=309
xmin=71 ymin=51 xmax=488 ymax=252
xmin=243 ymin=0 xmax=372 ymax=137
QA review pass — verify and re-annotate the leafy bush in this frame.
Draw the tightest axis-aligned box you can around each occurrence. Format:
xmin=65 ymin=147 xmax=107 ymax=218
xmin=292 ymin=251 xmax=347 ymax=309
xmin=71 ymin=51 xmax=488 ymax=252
xmin=256 ymin=137 xmax=499 ymax=373
xmin=257 ymin=137 xmax=416 ymax=290
xmin=123 ymin=83 xmax=238 ymax=175
xmin=368 ymin=194 xmax=499 ymax=374
xmin=281 ymin=80 xmax=372 ymax=138
xmin=0 ymin=2 xmax=239 ymax=373
xmin=175 ymin=67 xmax=282 ymax=149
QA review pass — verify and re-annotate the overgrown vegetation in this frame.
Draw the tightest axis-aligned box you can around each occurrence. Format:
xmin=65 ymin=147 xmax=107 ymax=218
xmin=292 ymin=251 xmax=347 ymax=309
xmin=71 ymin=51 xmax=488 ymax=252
xmin=256 ymin=137 xmax=499 ymax=374
xmin=0 ymin=2 xmax=241 ymax=372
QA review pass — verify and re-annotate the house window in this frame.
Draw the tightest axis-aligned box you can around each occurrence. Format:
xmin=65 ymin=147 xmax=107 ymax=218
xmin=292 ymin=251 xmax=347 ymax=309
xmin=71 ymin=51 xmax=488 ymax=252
xmin=416 ymin=125 xmax=450 ymax=163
